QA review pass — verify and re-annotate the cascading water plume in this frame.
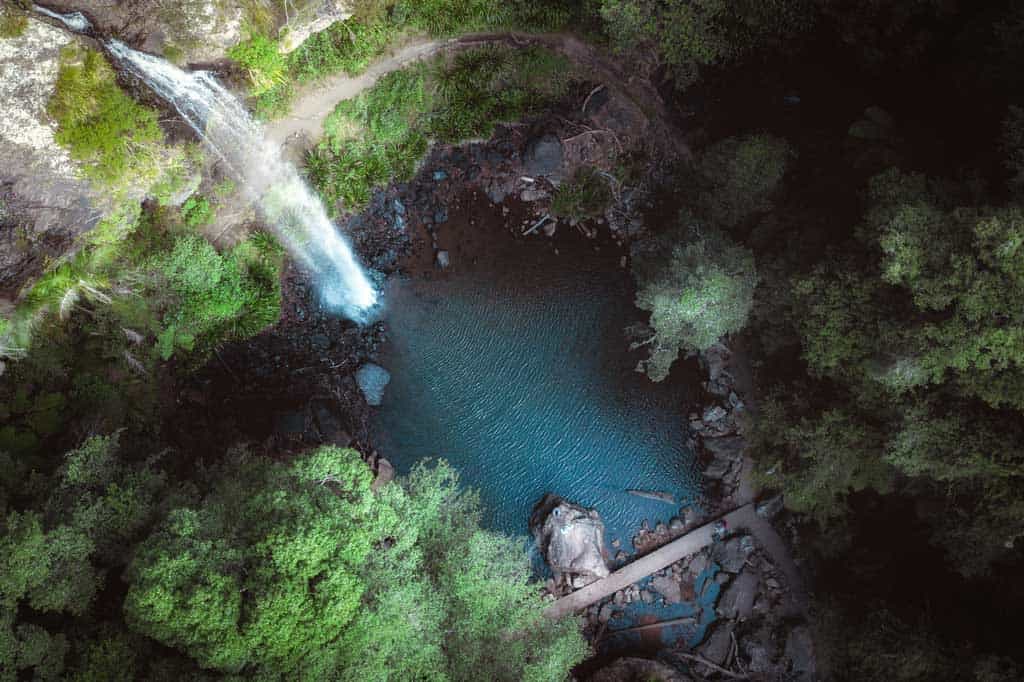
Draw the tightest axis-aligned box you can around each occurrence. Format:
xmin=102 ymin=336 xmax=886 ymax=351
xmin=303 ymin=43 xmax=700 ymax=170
xmin=105 ymin=40 xmax=379 ymax=322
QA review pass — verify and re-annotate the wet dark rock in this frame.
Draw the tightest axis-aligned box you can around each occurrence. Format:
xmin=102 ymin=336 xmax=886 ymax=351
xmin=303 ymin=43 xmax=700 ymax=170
xmin=702 ymin=405 xmax=728 ymax=423
xmin=712 ymin=535 xmax=755 ymax=573
xmin=311 ymin=333 xmax=331 ymax=351
xmin=432 ymin=170 xmax=448 ymax=181
xmin=718 ymin=569 xmax=758 ymax=620
xmin=435 ymin=250 xmax=450 ymax=269
xmin=785 ymin=626 xmax=816 ymax=679
xmin=523 ymin=134 xmax=564 ymax=177
xmin=434 ymin=207 xmax=448 ymax=224
xmin=355 ymin=363 xmax=391 ymax=406
xmin=275 ymin=411 xmax=306 ymax=437
xmin=698 ymin=622 xmax=733 ymax=665
xmin=756 ymin=494 xmax=785 ymax=520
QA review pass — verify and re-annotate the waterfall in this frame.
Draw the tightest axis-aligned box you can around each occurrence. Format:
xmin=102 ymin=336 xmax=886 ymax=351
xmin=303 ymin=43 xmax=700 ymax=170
xmin=105 ymin=40 xmax=379 ymax=322
xmin=32 ymin=4 xmax=92 ymax=32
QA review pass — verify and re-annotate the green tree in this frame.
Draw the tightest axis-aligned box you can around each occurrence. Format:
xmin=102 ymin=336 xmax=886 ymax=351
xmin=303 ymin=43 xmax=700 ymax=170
xmin=123 ymin=446 xmax=392 ymax=675
xmin=632 ymin=220 xmax=758 ymax=381
xmin=600 ymin=0 xmax=812 ymax=88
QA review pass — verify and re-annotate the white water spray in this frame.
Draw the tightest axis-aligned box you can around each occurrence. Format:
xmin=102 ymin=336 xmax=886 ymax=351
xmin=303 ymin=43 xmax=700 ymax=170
xmin=32 ymin=4 xmax=92 ymax=32
xmin=105 ymin=40 xmax=379 ymax=322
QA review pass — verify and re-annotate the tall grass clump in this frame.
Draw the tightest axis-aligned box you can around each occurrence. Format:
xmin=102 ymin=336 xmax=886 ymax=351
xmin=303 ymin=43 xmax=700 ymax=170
xmin=47 ymin=47 xmax=164 ymax=190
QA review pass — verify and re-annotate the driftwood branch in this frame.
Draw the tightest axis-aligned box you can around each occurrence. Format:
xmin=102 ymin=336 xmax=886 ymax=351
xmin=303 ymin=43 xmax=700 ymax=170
xmin=523 ymin=213 xmax=552 ymax=236
xmin=582 ymin=84 xmax=606 ymax=115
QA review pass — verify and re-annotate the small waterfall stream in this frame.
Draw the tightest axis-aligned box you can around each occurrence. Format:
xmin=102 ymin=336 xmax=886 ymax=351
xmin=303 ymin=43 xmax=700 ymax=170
xmin=32 ymin=4 xmax=379 ymax=321
xmin=108 ymin=42 xmax=379 ymax=321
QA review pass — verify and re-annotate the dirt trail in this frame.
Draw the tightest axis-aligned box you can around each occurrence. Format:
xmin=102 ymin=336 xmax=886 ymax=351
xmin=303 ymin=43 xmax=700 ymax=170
xmin=264 ymin=31 xmax=685 ymax=157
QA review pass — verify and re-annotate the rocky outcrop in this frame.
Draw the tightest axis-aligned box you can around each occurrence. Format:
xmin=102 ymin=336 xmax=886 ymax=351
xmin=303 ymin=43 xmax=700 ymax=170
xmin=279 ymin=1 xmax=354 ymax=53
xmin=531 ymin=494 xmax=610 ymax=593
xmin=0 ymin=18 xmax=96 ymax=299
xmin=41 ymin=1 xmax=243 ymax=63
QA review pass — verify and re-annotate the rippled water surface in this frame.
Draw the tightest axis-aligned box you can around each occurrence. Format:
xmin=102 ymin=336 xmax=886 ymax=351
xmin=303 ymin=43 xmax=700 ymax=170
xmin=373 ymin=241 xmax=701 ymax=546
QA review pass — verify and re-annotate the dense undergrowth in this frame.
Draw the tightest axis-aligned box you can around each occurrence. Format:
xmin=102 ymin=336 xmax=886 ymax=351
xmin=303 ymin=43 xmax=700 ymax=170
xmin=231 ymin=0 xmax=593 ymax=119
xmin=306 ymin=45 xmax=574 ymax=211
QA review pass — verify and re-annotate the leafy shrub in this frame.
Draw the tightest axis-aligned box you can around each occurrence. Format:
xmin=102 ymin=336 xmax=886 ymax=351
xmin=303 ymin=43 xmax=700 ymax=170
xmin=47 ymin=47 xmax=164 ymax=190
xmin=228 ymin=33 xmax=287 ymax=96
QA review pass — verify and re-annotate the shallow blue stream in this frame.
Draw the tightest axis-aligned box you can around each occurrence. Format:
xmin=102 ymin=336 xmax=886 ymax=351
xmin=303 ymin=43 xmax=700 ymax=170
xmin=373 ymin=242 xmax=702 ymax=549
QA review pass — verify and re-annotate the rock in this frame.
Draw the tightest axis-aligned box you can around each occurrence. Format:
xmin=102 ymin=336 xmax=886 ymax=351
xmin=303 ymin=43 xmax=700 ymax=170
xmin=0 ymin=19 xmax=96 ymax=296
xmin=371 ymin=457 xmax=394 ymax=493
xmin=669 ymin=517 xmax=685 ymax=532
xmin=598 ymin=602 xmax=615 ymax=623
xmin=704 ymin=344 xmax=729 ymax=382
xmin=703 ymin=405 xmax=728 ymax=423
xmin=530 ymin=494 xmax=610 ymax=585
xmin=654 ymin=522 xmax=668 ymax=537
xmin=756 ymin=494 xmax=785 ymax=520
xmin=712 ymin=535 xmax=755 ymax=573
xmin=703 ymin=456 xmax=731 ymax=480
xmin=280 ymin=1 xmax=354 ymax=52
xmin=704 ymin=436 xmax=745 ymax=462
xmin=611 ymin=538 xmax=621 ymax=549
xmin=718 ymin=569 xmax=758 ymax=620
xmin=520 ymin=187 xmax=547 ymax=202
xmin=615 ymin=551 xmax=627 ymax=561
xmin=434 ymin=207 xmax=448 ymax=224
xmin=650 ymin=575 xmax=683 ymax=604
xmin=785 ymin=626 xmax=816 ymax=679
xmin=640 ymin=589 xmax=654 ymax=604
xmin=689 ymin=554 xmax=709 ymax=576
xmin=435 ymin=250 xmax=450 ymax=269
xmin=542 ymin=220 xmax=557 ymax=237
xmin=589 ymin=657 xmax=692 ymax=682
xmin=698 ymin=623 xmax=733 ymax=666
xmin=432 ymin=170 xmax=448 ymax=181
xmin=355 ymin=363 xmax=391 ymax=406
xmin=614 ymin=590 xmax=625 ymax=605
xmin=523 ymin=134 xmax=564 ymax=178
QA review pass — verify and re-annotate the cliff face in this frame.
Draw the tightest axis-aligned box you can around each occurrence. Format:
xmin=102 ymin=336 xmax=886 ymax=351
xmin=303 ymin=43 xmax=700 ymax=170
xmin=0 ymin=18 xmax=97 ymax=302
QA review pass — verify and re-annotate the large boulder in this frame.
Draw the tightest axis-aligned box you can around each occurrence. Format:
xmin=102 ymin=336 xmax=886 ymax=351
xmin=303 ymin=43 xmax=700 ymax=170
xmin=523 ymin=134 xmax=564 ymax=179
xmin=530 ymin=494 xmax=610 ymax=588
xmin=0 ymin=18 xmax=97 ymax=300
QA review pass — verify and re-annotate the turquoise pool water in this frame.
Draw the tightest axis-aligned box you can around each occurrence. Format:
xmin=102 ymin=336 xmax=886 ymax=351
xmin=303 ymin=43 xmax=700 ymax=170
xmin=372 ymin=240 xmax=702 ymax=548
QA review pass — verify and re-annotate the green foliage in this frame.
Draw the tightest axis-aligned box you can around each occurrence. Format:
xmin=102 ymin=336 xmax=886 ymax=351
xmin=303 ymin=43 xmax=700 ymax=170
xmin=228 ymin=33 xmax=287 ymax=96
xmin=393 ymin=0 xmax=579 ymax=36
xmin=147 ymin=234 xmax=281 ymax=360
xmin=0 ymin=6 xmax=28 ymax=38
xmin=124 ymin=446 xmax=383 ymax=674
xmin=632 ymin=219 xmax=758 ymax=381
xmin=334 ymin=460 xmax=589 ymax=681
xmin=695 ymin=134 xmax=794 ymax=228
xmin=179 ymin=195 xmax=213 ymax=228
xmin=551 ymin=166 xmax=614 ymax=222
xmin=308 ymin=46 xmax=573 ymax=211
xmin=600 ymin=0 xmax=813 ymax=88
xmin=48 ymin=47 xmax=164 ymax=190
